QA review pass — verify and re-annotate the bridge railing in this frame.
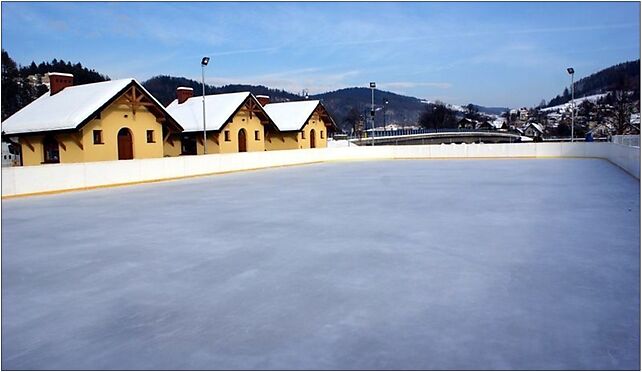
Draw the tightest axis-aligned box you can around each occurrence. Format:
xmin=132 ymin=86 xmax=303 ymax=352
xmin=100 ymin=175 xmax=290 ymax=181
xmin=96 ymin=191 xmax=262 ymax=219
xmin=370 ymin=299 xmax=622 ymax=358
xmin=346 ymin=128 xmax=507 ymax=139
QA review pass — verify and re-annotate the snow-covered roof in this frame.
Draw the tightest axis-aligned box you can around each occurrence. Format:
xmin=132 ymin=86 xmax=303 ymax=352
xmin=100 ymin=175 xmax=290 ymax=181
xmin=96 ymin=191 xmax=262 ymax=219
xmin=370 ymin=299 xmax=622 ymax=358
xmin=166 ymin=92 xmax=257 ymax=132
xmin=2 ymin=78 xmax=171 ymax=135
xmin=491 ymin=118 xmax=506 ymax=129
xmin=525 ymin=123 xmax=544 ymax=133
xmin=263 ymin=100 xmax=326 ymax=132
xmin=49 ymin=72 xmax=74 ymax=77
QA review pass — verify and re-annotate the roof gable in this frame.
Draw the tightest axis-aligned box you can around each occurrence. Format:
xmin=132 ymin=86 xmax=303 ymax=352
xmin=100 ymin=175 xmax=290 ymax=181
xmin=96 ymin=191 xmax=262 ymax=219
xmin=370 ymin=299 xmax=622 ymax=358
xmin=263 ymin=100 xmax=336 ymax=132
xmin=167 ymin=92 xmax=258 ymax=132
xmin=2 ymin=79 xmax=181 ymax=135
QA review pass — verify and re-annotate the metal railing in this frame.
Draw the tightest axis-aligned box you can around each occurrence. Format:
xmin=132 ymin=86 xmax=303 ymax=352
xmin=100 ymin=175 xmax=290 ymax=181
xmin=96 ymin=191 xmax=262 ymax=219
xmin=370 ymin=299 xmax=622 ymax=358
xmin=345 ymin=127 xmax=506 ymax=139
xmin=611 ymin=135 xmax=640 ymax=148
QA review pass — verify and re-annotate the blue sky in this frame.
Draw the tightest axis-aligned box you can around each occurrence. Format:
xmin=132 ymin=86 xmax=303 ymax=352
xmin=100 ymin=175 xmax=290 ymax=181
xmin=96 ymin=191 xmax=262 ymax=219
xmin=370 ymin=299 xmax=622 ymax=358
xmin=2 ymin=2 xmax=640 ymax=107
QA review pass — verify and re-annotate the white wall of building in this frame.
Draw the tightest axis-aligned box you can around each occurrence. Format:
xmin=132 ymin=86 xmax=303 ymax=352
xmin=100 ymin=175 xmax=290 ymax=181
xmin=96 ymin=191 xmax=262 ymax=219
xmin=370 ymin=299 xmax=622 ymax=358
xmin=2 ymin=142 xmax=639 ymax=197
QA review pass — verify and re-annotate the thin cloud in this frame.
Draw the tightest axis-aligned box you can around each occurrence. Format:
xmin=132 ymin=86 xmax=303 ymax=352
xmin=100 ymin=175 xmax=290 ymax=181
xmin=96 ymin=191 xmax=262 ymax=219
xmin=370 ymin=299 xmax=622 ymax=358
xmin=203 ymin=68 xmax=363 ymax=94
xmin=380 ymin=82 xmax=452 ymax=90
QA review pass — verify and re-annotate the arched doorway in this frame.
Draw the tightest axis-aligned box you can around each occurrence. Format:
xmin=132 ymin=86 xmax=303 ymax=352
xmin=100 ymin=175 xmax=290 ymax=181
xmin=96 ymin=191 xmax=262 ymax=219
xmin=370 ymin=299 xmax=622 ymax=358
xmin=238 ymin=128 xmax=247 ymax=152
xmin=118 ymin=128 xmax=133 ymax=160
xmin=310 ymin=129 xmax=316 ymax=148
xmin=42 ymin=135 xmax=60 ymax=163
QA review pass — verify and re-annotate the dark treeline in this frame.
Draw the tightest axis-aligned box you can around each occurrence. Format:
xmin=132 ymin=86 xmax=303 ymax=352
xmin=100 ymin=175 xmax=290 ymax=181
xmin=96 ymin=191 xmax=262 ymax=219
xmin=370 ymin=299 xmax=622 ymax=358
xmin=142 ymin=75 xmax=303 ymax=107
xmin=547 ymin=59 xmax=640 ymax=107
xmin=312 ymin=87 xmax=426 ymax=133
xmin=1 ymin=49 xmax=109 ymax=120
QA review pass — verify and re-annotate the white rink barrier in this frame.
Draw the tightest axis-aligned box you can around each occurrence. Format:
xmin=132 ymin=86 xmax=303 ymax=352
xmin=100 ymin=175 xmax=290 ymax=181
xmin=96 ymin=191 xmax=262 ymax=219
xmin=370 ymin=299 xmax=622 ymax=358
xmin=2 ymin=142 xmax=639 ymax=197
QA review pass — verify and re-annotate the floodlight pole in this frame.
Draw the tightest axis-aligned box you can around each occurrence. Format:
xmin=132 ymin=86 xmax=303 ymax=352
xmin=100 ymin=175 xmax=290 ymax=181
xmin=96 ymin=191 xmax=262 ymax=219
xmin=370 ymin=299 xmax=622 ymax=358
xmin=567 ymin=67 xmax=575 ymax=143
xmin=201 ymin=57 xmax=210 ymax=154
xmin=383 ymin=98 xmax=388 ymax=130
xmin=370 ymin=82 xmax=376 ymax=146
xmin=570 ymin=72 xmax=575 ymax=143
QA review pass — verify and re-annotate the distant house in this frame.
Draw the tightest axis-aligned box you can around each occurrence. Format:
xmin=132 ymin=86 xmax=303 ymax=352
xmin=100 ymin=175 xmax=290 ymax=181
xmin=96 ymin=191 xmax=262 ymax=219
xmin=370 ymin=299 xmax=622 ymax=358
xmin=523 ymin=123 xmax=544 ymax=138
xmin=457 ymin=118 xmax=477 ymax=130
xmin=589 ymin=123 xmax=613 ymax=137
xmin=492 ymin=118 xmax=508 ymax=130
xmin=262 ymin=98 xmax=337 ymax=150
xmin=164 ymin=89 xmax=274 ymax=155
xmin=1 ymin=73 xmax=182 ymax=166
xmin=519 ymin=108 xmax=529 ymax=121
xmin=476 ymin=121 xmax=495 ymax=130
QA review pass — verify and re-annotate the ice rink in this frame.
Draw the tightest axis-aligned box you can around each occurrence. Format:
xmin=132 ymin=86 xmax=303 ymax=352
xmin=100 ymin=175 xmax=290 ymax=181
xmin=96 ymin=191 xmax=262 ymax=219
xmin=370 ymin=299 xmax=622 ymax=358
xmin=2 ymin=158 xmax=640 ymax=370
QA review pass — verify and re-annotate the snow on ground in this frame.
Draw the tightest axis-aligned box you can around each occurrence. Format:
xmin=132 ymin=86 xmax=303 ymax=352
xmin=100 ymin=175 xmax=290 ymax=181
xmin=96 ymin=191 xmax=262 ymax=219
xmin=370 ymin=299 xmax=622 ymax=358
xmin=2 ymin=159 xmax=639 ymax=370
xmin=539 ymin=93 xmax=608 ymax=112
xmin=326 ymin=139 xmax=352 ymax=147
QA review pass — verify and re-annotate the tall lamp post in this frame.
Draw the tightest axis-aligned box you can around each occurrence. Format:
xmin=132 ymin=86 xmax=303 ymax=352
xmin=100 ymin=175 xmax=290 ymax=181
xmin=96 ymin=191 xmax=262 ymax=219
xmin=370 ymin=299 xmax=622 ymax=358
xmin=370 ymin=82 xmax=376 ymax=146
xmin=201 ymin=56 xmax=210 ymax=154
xmin=383 ymin=98 xmax=389 ymax=131
xmin=567 ymin=67 xmax=575 ymax=142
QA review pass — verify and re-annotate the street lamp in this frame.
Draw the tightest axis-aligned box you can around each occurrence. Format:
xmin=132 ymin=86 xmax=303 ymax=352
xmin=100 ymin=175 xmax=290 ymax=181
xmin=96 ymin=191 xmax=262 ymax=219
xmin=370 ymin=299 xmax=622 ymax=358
xmin=383 ymin=98 xmax=389 ymax=131
xmin=201 ymin=56 xmax=210 ymax=154
xmin=567 ymin=67 xmax=575 ymax=142
xmin=370 ymin=82 xmax=376 ymax=146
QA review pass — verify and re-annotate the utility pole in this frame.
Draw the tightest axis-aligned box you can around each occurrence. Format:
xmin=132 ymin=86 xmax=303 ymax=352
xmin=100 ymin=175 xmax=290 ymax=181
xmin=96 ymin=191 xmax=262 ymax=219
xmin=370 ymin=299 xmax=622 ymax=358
xmin=567 ymin=67 xmax=575 ymax=142
xmin=383 ymin=98 xmax=389 ymax=131
xmin=370 ymin=82 xmax=376 ymax=146
xmin=201 ymin=57 xmax=210 ymax=154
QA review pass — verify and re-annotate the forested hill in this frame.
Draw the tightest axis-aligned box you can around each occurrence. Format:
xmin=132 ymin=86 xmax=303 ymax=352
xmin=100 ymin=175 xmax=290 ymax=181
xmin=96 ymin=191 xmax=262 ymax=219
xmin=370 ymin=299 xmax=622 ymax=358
xmin=546 ymin=59 xmax=640 ymax=107
xmin=142 ymin=75 xmax=303 ymax=107
xmin=311 ymin=87 xmax=426 ymax=129
xmin=1 ymin=49 xmax=109 ymax=120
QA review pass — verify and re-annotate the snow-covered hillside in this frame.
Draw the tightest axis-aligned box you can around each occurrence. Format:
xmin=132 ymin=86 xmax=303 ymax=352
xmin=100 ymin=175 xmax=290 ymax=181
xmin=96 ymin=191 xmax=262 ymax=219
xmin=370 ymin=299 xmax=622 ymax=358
xmin=539 ymin=93 xmax=608 ymax=112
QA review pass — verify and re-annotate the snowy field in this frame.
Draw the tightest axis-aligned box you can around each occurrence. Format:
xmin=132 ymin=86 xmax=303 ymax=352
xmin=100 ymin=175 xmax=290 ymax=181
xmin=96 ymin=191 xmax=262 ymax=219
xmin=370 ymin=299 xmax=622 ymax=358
xmin=2 ymin=158 xmax=640 ymax=370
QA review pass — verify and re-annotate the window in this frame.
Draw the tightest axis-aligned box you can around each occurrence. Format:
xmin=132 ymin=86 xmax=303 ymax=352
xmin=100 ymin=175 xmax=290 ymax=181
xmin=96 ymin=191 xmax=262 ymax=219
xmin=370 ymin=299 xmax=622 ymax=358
xmin=146 ymin=130 xmax=155 ymax=143
xmin=320 ymin=130 xmax=324 ymax=139
xmin=93 ymin=130 xmax=103 ymax=144
xmin=301 ymin=131 xmax=306 ymax=139
xmin=254 ymin=130 xmax=260 ymax=141
xmin=225 ymin=130 xmax=231 ymax=141
xmin=43 ymin=136 xmax=60 ymax=164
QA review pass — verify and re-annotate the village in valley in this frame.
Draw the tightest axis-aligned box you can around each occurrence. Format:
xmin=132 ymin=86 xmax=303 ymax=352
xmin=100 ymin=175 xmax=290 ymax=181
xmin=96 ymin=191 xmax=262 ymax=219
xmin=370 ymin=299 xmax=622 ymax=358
xmin=1 ymin=2 xmax=640 ymax=371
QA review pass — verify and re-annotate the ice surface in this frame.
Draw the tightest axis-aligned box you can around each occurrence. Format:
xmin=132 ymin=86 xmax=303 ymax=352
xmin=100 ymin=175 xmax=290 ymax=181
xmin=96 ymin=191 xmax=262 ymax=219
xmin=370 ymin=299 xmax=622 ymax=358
xmin=2 ymin=159 xmax=639 ymax=370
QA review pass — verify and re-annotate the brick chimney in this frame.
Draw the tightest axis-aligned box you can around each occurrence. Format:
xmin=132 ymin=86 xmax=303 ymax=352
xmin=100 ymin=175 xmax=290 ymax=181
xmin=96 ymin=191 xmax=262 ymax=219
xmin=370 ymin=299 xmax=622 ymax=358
xmin=256 ymin=95 xmax=270 ymax=106
xmin=48 ymin=72 xmax=74 ymax=95
xmin=177 ymin=87 xmax=194 ymax=104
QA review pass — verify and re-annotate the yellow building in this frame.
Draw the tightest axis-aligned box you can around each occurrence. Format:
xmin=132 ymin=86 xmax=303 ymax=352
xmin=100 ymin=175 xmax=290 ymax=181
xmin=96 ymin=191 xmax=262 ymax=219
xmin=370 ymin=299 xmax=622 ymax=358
xmin=261 ymin=98 xmax=337 ymax=150
xmin=164 ymin=89 xmax=275 ymax=155
xmin=1 ymin=73 xmax=182 ymax=166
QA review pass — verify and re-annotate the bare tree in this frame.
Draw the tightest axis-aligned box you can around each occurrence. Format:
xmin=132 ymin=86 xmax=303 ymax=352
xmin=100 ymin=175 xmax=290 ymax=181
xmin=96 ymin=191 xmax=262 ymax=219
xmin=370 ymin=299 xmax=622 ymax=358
xmin=611 ymin=90 xmax=633 ymax=134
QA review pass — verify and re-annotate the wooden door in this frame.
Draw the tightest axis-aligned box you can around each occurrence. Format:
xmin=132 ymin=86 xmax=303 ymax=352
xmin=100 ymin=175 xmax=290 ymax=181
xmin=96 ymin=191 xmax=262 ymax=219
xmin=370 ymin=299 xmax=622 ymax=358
xmin=118 ymin=128 xmax=133 ymax=160
xmin=238 ymin=129 xmax=247 ymax=152
xmin=310 ymin=129 xmax=316 ymax=148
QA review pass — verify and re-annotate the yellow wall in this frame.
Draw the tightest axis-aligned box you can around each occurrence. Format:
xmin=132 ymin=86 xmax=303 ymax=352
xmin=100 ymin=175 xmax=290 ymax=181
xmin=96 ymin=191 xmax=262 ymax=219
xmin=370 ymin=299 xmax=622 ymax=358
xmin=263 ymin=112 xmax=330 ymax=151
xmin=218 ymin=108 xmax=266 ymax=153
xmin=165 ymin=108 xmax=266 ymax=157
xmin=83 ymin=104 xmax=165 ymax=162
xmin=194 ymin=133 xmax=221 ymax=155
xmin=298 ymin=113 xmax=329 ymax=149
xmin=265 ymin=131 xmax=299 ymax=150
xmin=163 ymin=133 xmax=182 ymax=157
xmin=18 ymin=102 xmax=167 ymax=166
xmin=19 ymin=135 xmax=45 ymax=166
